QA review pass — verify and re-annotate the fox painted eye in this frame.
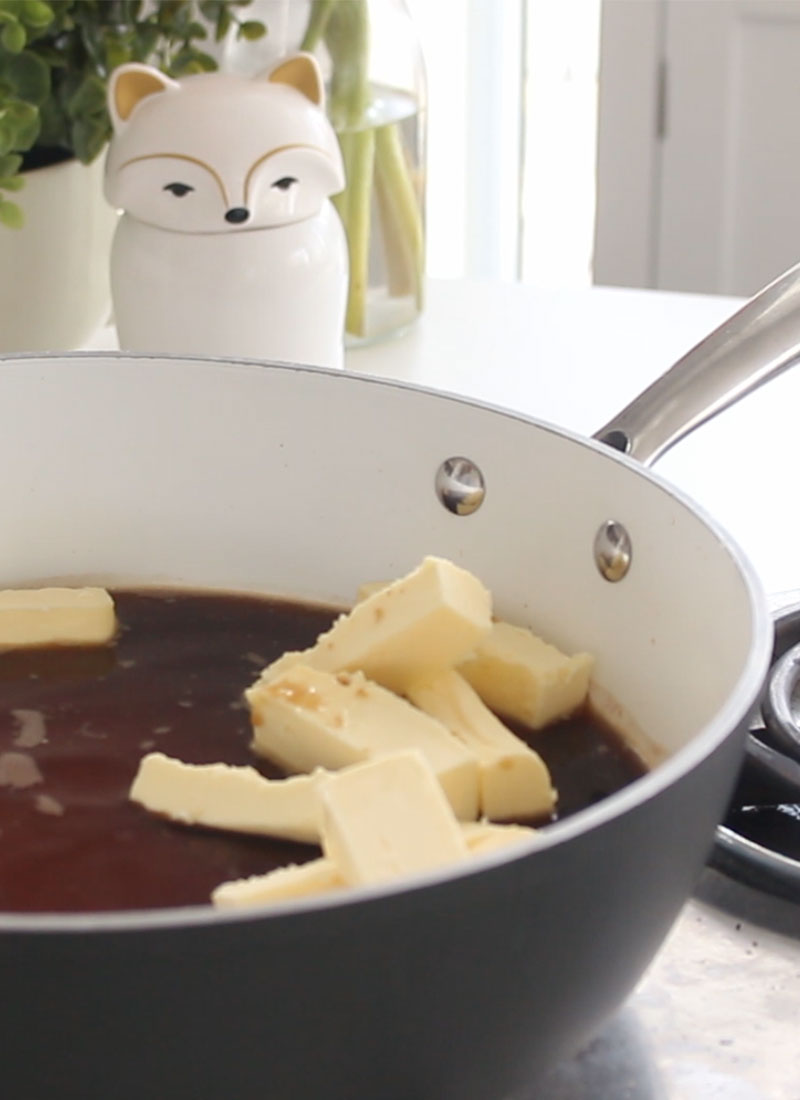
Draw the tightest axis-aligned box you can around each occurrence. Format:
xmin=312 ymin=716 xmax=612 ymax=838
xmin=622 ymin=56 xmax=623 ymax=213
xmin=164 ymin=182 xmax=194 ymax=197
xmin=272 ymin=176 xmax=298 ymax=191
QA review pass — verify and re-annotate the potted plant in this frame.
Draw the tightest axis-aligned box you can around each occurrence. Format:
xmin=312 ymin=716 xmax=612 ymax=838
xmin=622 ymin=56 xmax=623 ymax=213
xmin=0 ymin=0 xmax=265 ymax=351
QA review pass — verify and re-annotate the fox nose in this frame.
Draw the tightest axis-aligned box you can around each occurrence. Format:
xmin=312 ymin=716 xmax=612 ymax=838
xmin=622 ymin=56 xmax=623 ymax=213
xmin=225 ymin=206 xmax=250 ymax=224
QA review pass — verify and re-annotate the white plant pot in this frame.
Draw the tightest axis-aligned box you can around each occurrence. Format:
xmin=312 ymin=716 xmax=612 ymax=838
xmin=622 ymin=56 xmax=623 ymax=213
xmin=0 ymin=155 xmax=119 ymax=353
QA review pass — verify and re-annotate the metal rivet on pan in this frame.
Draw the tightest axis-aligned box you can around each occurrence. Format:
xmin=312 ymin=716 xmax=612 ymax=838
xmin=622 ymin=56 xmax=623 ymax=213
xmin=435 ymin=457 xmax=486 ymax=516
xmin=594 ymin=520 xmax=632 ymax=582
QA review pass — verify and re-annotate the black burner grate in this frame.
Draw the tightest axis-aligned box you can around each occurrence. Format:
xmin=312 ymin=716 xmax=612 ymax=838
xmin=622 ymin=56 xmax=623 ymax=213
xmin=712 ymin=600 xmax=800 ymax=902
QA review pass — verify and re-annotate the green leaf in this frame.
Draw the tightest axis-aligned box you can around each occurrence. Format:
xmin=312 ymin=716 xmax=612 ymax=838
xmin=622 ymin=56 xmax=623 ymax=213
xmin=20 ymin=2 xmax=54 ymax=30
xmin=70 ymin=111 xmax=109 ymax=163
xmin=0 ymin=20 xmax=24 ymax=51
xmin=0 ymin=99 xmax=40 ymax=151
xmin=0 ymin=196 xmax=24 ymax=228
xmin=0 ymin=151 xmax=21 ymax=175
xmin=104 ymin=37 xmax=135 ymax=72
xmin=1 ymin=19 xmax=26 ymax=52
xmin=214 ymin=9 xmax=231 ymax=41
xmin=36 ymin=94 xmax=67 ymax=149
xmin=66 ymin=72 xmax=106 ymax=120
xmin=3 ymin=50 xmax=50 ymax=104
xmin=166 ymin=46 xmax=216 ymax=76
xmin=117 ymin=23 xmax=159 ymax=64
xmin=0 ymin=173 xmax=23 ymax=189
xmin=237 ymin=20 xmax=266 ymax=41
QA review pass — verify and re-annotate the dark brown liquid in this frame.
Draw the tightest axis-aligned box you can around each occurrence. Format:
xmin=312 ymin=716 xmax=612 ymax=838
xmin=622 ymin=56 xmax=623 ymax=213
xmin=0 ymin=590 xmax=645 ymax=913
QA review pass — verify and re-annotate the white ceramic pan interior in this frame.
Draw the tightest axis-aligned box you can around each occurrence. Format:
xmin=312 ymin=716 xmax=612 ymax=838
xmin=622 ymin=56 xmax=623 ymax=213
xmin=0 ymin=352 xmax=770 ymax=853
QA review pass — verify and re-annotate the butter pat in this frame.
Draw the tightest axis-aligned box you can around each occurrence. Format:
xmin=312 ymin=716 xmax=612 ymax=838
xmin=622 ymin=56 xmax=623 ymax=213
xmin=212 ymin=858 xmax=342 ymax=908
xmin=260 ymin=556 xmax=492 ymax=693
xmin=405 ymin=670 xmax=556 ymax=820
xmin=0 ymin=586 xmax=116 ymax=649
xmin=459 ymin=621 xmax=593 ymax=729
xmin=130 ymin=752 xmax=324 ymax=844
xmin=320 ymin=751 xmax=469 ymax=886
xmin=247 ymin=665 xmax=479 ymax=820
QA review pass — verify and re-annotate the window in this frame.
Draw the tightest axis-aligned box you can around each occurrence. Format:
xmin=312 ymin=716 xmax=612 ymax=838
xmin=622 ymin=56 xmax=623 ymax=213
xmin=410 ymin=0 xmax=601 ymax=287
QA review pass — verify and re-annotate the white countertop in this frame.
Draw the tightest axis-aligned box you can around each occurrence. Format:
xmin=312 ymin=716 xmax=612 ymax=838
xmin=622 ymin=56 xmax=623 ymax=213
xmin=90 ymin=278 xmax=800 ymax=1098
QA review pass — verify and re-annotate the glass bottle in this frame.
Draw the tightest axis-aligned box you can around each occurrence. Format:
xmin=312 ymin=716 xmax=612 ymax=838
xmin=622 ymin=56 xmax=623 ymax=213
xmin=222 ymin=0 xmax=427 ymax=346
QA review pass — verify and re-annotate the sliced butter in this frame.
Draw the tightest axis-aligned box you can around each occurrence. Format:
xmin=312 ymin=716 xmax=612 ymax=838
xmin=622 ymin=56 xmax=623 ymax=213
xmin=355 ymin=579 xmax=388 ymax=603
xmin=259 ymin=556 xmax=492 ymax=693
xmin=461 ymin=820 xmax=538 ymax=854
xmin=405 ymin=670 xmax=556 ymax=820
xmin=459 ymin=621 xmax=593 ymax=729
xmin=247 ymin=664 xmax=479 ymax=821
xmin=129 ymin=752 xmax=324 ymax=844
xmin=319 ymin=750 xmax=469 ymax=886
xmin=212 ymin=858 xmax=342 ymax=908
xmin=0 ymin=586 xmax=116 ymax=649
xmin=211 ymin=821 xmax=537 ymax=908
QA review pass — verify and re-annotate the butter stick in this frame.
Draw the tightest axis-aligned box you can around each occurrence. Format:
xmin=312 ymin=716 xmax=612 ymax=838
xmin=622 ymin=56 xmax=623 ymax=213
xmin=459 ymin=621 xmax=593 ymax=729
xmin=212 ymin=858 xmax=343 ymax=908
xmin=320 ymin=750 xmax=470 ymax=886
xmin=405 ymin=669 xmax=556 ymax=820
xmin=0 ymin=586 xmax=116 ymax=649
xmin=247 ymin=665 xmax=480 ymax=821
xmin=130 ymin=752 xmax=325 ymax=844
xmin=259 ymin=556 xmax=492 ymax=694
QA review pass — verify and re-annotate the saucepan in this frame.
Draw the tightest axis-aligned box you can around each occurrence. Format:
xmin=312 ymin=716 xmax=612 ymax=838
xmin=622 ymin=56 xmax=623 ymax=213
xmin=1 ymin=262 xmax=800 ymax=1100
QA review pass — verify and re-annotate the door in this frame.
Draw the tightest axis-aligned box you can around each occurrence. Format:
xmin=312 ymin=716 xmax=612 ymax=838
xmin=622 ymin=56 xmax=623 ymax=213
xmin=594 ymin=0 xmax=800 ymax=295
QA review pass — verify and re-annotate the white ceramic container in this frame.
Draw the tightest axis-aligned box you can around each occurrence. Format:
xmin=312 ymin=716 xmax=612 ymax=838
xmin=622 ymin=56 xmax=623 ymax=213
xmin=104 ymin=56 xmax=348 ymax=369
xmin=0 ymin=156 xmax=118 ymax=353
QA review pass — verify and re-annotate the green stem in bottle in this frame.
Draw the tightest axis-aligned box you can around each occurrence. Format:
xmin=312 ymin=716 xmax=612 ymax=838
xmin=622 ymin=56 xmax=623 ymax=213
xmin=374 ymin=121 xmax=424 ymax=308
xmin=299 ymin=0 xmax=334 ymax=53
xmin=303 ymin=0 xmax=425 ymax=338
xmin=337 ymin=126 xmax=376 ymax=337
xmin=321 ymin=0 xmax=372 ymax=335
xmin=323 ymin=0 xmax=371 ymax=131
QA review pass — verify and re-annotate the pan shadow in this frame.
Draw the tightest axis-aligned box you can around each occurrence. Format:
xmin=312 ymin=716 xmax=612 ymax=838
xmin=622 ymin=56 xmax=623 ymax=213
xmin=512 ymin=1009 xmax=668 ymax=1100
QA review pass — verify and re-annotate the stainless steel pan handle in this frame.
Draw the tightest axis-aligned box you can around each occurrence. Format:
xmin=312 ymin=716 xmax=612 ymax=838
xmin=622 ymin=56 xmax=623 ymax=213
xmin=594 ymin=260 xmax=800 ymax=466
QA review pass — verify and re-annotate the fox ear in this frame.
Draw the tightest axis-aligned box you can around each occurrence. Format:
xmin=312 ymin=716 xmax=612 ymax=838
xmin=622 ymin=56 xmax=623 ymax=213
xmin=108 ymin=63 xmax=178 ymax=130
xmin=266 ymin=53 xmax=325 ymax=107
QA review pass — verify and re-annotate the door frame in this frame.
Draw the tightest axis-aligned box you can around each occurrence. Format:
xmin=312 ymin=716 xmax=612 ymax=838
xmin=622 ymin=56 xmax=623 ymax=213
xmin=593 ymin=0 xmax=663 ymax=288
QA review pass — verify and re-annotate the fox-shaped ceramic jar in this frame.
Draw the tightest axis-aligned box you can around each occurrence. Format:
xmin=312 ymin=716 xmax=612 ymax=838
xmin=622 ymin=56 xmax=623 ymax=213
xmin=104 ymin=54 xmax=348 ymax=368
